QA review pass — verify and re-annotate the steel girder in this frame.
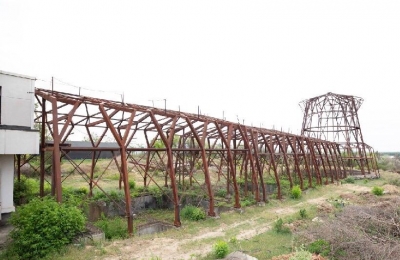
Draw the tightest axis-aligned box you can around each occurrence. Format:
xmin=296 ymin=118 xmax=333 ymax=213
xmin=300 ymin=92 xmax=379 ymax=176
xmin=33 ymin=88 xmax=348 ymax=234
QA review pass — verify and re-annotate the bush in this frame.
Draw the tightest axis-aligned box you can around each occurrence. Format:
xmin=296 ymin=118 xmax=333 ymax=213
xmin=273 ymin=218 xmax=291 ymax=234
xmin=94 ymin=215 xmax=128 ymax=240
xmin=9 ymin=197 xmax=86 ymax=259
xmin=291 ymin=185 xmax=302 ymax=199
xmin=13 ymin=176 xmax=51 ymax=205
xmin=216 ymin=189 xmax=227 ymax=198
xmin=129 ymin=180 xmax=136 ymax=190
xmin=307 ymin=239 xmax=331 ymax=256
xmin=289 ymin=246 xmax=312 ymax=260
xmin=343 ymin=177 xmax=355 ymax=184
xmin=372 ymin=186 xmax=384 ymax=196
xmin=181 ymin=205 xmax=206 ymax=221
xmin=299 ymin=208 xmax=308 ymax=219
xmin=213 ymin=240 xmax=229 ymax=259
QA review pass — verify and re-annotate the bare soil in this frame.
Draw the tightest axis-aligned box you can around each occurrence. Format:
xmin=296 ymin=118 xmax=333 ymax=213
xmin=99 ymin=183 xmax=385 ymax=260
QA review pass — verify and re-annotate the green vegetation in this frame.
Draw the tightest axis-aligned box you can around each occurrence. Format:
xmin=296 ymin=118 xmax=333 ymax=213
xmin=212 ymin=240 xmax=229 ymax=259
xmin=273 ymin=218 xmax=291 ymax=234
xmin=299 ymin=208 xmax=308 ymax=219
xmin=371 ymin=186 xmax=384 ymax=196
xmin=181 ymin=205 xmax=206 ymax=221
xmin=94 ymin=215 xmax=129 ymax=240
xmin=215 ymin=189 xmax=227 ymax=198
xmin=13 ymin=176 xmax=51 ymax=205
xmin=343 ymin=176 xmax=355 ymax=184
xmin=307 ymin=239 xmax=331 ymax=256
xmin=7 ymin=197 xmax=86 ymax=260
xmin=290 ymin=185 xmax=302 ymax=199
xmin=289 ymin=246 xmax=312 ymax=260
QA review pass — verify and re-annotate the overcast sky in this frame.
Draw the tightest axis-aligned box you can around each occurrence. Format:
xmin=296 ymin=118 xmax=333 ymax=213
xmin=1 ymin=0 xmax=399 ymax=152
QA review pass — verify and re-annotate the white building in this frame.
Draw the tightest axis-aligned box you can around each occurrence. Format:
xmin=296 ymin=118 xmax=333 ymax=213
xmin=0 ymin=70 xmax=39 ymax=219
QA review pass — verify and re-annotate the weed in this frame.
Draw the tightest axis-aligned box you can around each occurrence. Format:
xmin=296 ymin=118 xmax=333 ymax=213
xmin=291 ymin=185 xmax=302 ymax=199
xmin=273 ymin=218 xmax=291 ymax=234
xmin=372 ymin=186 xmax=384 ymax=196
xmin=129 ymin=180 xmax=136 ymax=190
xmin=229 ymin=236 xmax=238 ymax=245
xmin=94 ymin=214 xmax=129 ymax=240
xmin=299 ymin=209 xmax=308 ymax=219
xmin=215 ymin=189 xmax=227 ymax=198
xmin=213 ymin=240 xmax=229 ymax=259
xmin=343 ymin=176 xmax=355 ymax=184
xmin=307 ymin=239 xmax=331 ymax=256
xmin=181 ymin=205 xmax=206 ymax=221
xmin=289 ymin=245 xmax=312 ymax=260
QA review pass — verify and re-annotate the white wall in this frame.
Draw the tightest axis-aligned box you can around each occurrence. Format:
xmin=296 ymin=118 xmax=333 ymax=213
xmin=0 ymin=71 xmax=36 ymax=128
xmin=0 ymin=155 xmax=15 ymax=214
xmin=0 ymin=129 xmax=39 ymax=154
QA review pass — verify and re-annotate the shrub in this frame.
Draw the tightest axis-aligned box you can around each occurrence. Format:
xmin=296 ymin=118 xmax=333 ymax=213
xmin=216 ymin=189 xmax=227 ymax=198
xmin=129 ymin=180 xmax=136 ymax=190
xmin=94 ymin=215 xmax=128 ymax=240
xmin=307 ymin=239 xmax=331 ymax=256
xmin=273 ymin=218 xmax=291 ymax=234
xmin=13 ymin=176 xmax=42 ymax=205
xmin=181 ymin=205 xmax=206 ymax=221
xmin=289 ymin=246 xmax=312 ymax=260
xmin=241 ymin=199 xmax=253 ymax=207
xmin=9 ymin=197 xmax=86 ymax=259
xmin=372 ymin=186 xmax=384 ymax=196
xmin=213 ymin=240 xmax=229 ymax=259
xmin=343 ymin=177 xmax=355 ymax=184
xmin=299 ymin=208 xmax=308 ymax=219
xmin=291 ymin=185 xmax=302 ymax=199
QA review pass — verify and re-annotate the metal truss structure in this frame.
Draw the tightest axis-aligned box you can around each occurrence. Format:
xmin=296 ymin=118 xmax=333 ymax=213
xmin=300 ymin=92 xmax=378 ymax=176
xmin=24 ymin=88 xmax=363 ymax=234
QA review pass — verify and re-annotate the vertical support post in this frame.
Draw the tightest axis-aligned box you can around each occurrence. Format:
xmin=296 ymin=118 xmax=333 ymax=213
xmin=215 ymin=123 xmax=241 ymax=208
xmin=186 ymin=118 xmax=216 ymax=216
xmin=40 ymin=98 xmax=46 ymax=197
xmin=50 ymin=97 xmax=62 ymax=202
xmin=251 ymin=129 xmax=267 ymax=202
xmin=16 ymin=154 xmax=21 ymax=181
xmin=99 ymin=104 xmax=134 ymax=234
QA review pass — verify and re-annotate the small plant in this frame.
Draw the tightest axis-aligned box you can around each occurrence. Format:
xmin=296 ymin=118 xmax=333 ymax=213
xmin=299 ymin=208 xmax=308 ymax=219
xmin=289 ymin=245 xmax=312 ymax=260
xmin=273 ymin=218 xmax=291 ymax=234
xmin=236 ymin=177 xmax=245 ymax=186
xmin=343 ymin=176 xmax=355 ymax=184
xmin=213 ymin=240 xmax=229 ymax=259
xmin=229 ymin=236 xmax=238 ymax=245
xmin=181 ymin=205 xmax=206 ymax=221
xmin=13 ymin=176 xmax=45 ymax=205
xmin=241 ymin=199 xmax=253 ymax=207
xmin=94 ymin=214 xmax=129 ymax=240
xmin=216 ymin=189 xmax=227 ymax=198
xmin=372 ymin=186 xmax=384 ymax=196
xmin=128 ymin=179 xmax=136 ymax=189
xmin=291 ymin=185 xmax=302 ymax=199
xmin=307 ymin=239 xmax=331 ymax=256
xmin=9 ymin=197 xmax=86 ymax=259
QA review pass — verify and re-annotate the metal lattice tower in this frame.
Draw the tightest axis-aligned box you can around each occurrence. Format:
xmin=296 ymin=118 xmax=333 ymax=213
xmin=300 ymin=92 xmax=378 ymax=176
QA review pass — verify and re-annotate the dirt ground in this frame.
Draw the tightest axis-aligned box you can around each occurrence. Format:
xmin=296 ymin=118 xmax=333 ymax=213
xmin=97 ymin=182 xmax=390 ymax=260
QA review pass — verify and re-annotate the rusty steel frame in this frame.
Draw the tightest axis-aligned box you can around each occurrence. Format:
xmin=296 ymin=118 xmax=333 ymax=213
xmin=31 ymin=88 xmax=356 ymax=235
xmin=300 ymin=92 xmax=379 ymax=177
